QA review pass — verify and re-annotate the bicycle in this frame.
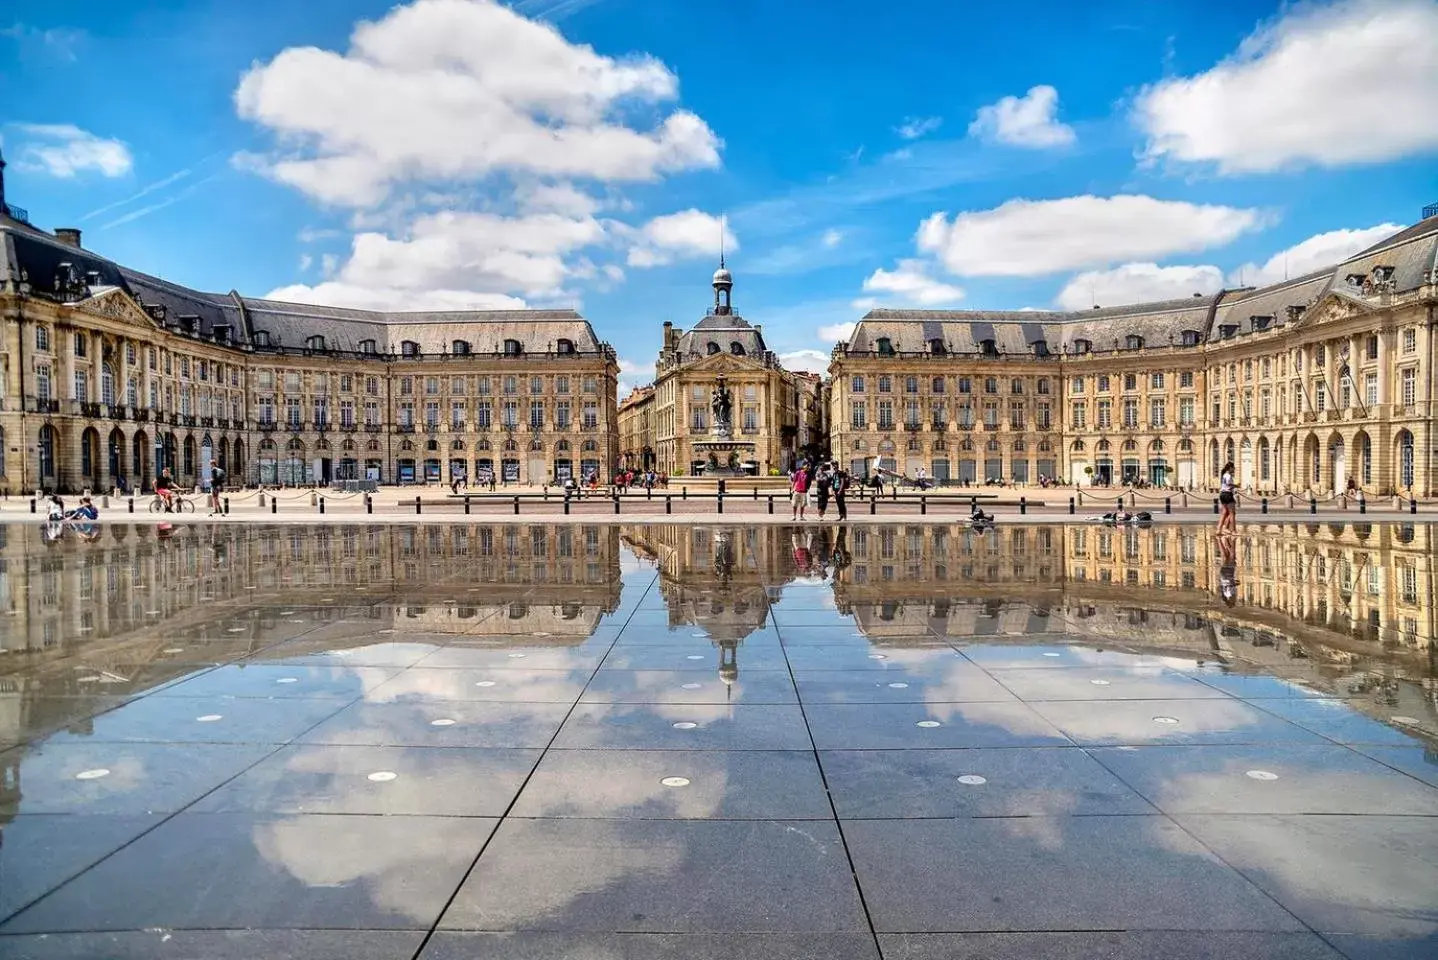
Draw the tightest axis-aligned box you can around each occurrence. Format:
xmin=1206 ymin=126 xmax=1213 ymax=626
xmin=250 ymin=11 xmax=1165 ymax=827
xmin=149 ymin=493 xmax=196 ymax=514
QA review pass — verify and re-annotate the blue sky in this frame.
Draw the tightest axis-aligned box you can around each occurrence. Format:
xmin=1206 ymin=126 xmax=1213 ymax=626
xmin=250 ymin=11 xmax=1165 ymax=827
xmin=4 ymin=0 xmax=1437 ymax=390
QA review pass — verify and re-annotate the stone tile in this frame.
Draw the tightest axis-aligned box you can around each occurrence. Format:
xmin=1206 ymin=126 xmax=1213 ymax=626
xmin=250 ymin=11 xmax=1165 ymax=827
xmin=419 ymin=932 xmax=879 ymax=960
xmin=580 ymin=669 xmax=798 ymax=704
xmin=1176 ymin=815 xmax=1438 ymax=936
xmin=0 ymin=815 xmax=162 ymax=923
xmin=777 ymin=624 xmax=938 ymax=644
xmin=610 ymin=625 xmax=784 ymax=647
xmin=955 ymin=644 xmax=1177 ymax=670
xmin=512 ymin=749 xmax=830 ymax=819
xmin=155 ymin=664 xmax=401 ymax=700
xmin=412 ymin=644 xmax=609 ymax=671
xmin=598 ymin=644 xmax=791 ymax=672
xmin=843 ymin=816 xmax=1304 ymax=933
xmin=299 ymin=700 xmax=570 ymax=748
xmin=555 ymin=704 xmax=811 ymax=751
xmin=0 ymin=741 xmax=274 ymax=816
xmin=1028 ymin=699 xmax=1327 ymax=746
xmin=0 ymin=695 xmax=128 ymax=748
xmin=792 ymin=668 xmax=1017 ymax=705
xmin=439 ymin=819 xmax=866 ymax=932
xmin=1 ymin=813 xmax=497 ymax=933
xmin=0 ymin=930 xmax=425 ymax=960
xmin=987 ymin=666 xmax=1233 ymax=701
xmin=1089 ymin=744 xmax=1438 ymax=814
xmin=804 ymin=702 xmax=1071 ymax=750
xmin=43 ymin=695 xmax=347 ymax=745
xmin=250 ymin=641 xmax=440 ymax=668
xmin=1189 ymin=671 xmax=1341 ymax=699
xmin=820 ymin=747 xmax=1150 ymax=818
xmin=1352 ymin=744 xmax=1438 ymax=788
xmin=194 ymin=745 xmax=540 ymax=816
xmin=876 ymin=932 xmax=1344 ymax=960
xmin=366 ymin=667 xmax=589 ymax=703
xmin=781 ymin=645 xmax=964 ymax=672
xmin=1244 ymin=699 xmax=1425 ymax=746
xmin=1323 ymin=934 xmax=1438 ymax=960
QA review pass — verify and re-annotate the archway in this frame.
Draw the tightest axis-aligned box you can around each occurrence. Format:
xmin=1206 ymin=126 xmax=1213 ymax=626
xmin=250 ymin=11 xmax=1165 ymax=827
xmin=1354 ymin=431 xmax=1371 ymax=487
xmin=233 ymin=439 xmax=246 ymax=483
xmin=37 ymin=424 xmax=58 ymax=489
xmin=108 ymin=427 xmax=125 ymax=490
xmin=1147 ymin=439 xmax=1167 ymax=487
xmin=1327 ymin=433 xmax=1345 ymax=494
xmin=1257 ymin=437 xmax=1271 ymax=489
xmin=1303 ymin=434 xmax=1320 ymax=489
xmin=80 ymin=427 xmax=100 ymax=488
xmin=132 ymin=429 xmax=150 ymax=487
xmin=1396 ymin=430 xmax=1415 ymax=492
xmin=1239 ymin=439 xmax=1254 ymax=490
xmin=1176 ymin=438 xmax=1196 ymax=489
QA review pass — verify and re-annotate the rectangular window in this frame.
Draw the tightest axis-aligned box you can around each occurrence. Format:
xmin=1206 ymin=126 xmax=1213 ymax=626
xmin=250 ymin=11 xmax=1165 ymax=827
xmin=424 ymin=401 xmax=439 ymax=428
xmin=35 ymin=326 xmax=50 ymax=351
xmin=1150 ymin=372 xmax=1164 ymax=389
xmin=1123 ymin=374 xmax=1136 ymax=392
xmin=450 ymin=401 xmax=464 ymax=430
xmin=530 ymin=376 xmax=543 ymax=395
xmin=74 ymin=333 xmax=87 ymax=358
xmin=476 ymin=401 xmax=492 ymax=429
xmin=582 ymin=402 xmax=598 ymax=428
xmin=477 ymin=376 xmax=491 ymax=395
xmin=850 ymin=374 xmax=865 ymax=393
xmin=1315 ymin=382 xmax=1327 ymax=412
xmin=878 ymin=400 xmax=894 ymax=429
xmin=529 ymin=399 xmax=544 ymax=428
xmin=743 ymin=407 xmax=758 ymax=432
xmin=150 ymin=382 xmax=159 ymax=410
xmin=931 ymin=401 xmax=947 ymax=426
xmin=1179 ymin=397 xmax=1194 ymax=425
xmin=364 ymin=401 xmax=379 ymax=426
xmin=556 ymin=375 xmax=570 ymax=394
xmin=1036 ymin=402 xmax=1050 ymax=430
xmin=313 ymin=396 xmax=328 ymax=427
xmin=905 ymin=399 xmax=921 ymax=427
xmin=1097 ymin=375 xmax=1109 ymax=392
xmin=931 ymin=376 xmax=945 ymax=394
xmin=691 ymin=406 xmax=707 ymax=431
xmin=1008 ymin=402 xmax=1025 ymax=430
xmin=555 ymin=400 xmax=571 ymax=429
xmin=878 ymin=375 xmax=892 ymax=393
xmin=502 ymin=401 xmax=518 ymax=428
xmin=958 ymin=377 xmax=972 ymax=394
xmin=424 ymin=377 xmax=438 ymax=396
xmin=850 ymin=401 xmax=867 ymax=428
xmin=1402 ymin=328 xmax=1416 ymax=353
xmin=1260 ymin=390 xmax=1271 ymax=419
xmin=983 ymin=402 xmax=999 ymax=428
xmin=1071 ymin=377 xmax=1084 ymax=394
xmin=957 ymin=404 xmax=974 ymax=428
xmin=1149 ymin=398 xmax=1165 ymax=427
xmin=583 ymin=376 xmax=598 ymax=394
xmin=1097 ymin=400 xmax=1111 ymax=429
xmin=74 ymin=371 xmax=89 ymax=402
xmin=1180 ymin=371 xmax=1193 ymax=388
xmin=37 ymin=364 xmax=52 ymax=401
xmin=1365 ymin=373 xmax=1378 ymax=406
xmin=287 ymin=397 xmax=302 ymax=427
xmin=504 ymin=376 xmax=518 ymax=395
xmin=1123 ymin=399 xmax=1138 ymax=427
xmin=905 ymin=376 xmax=919 ymax=394
xmin=1401 ymin=369 xmax=1417 ymax=406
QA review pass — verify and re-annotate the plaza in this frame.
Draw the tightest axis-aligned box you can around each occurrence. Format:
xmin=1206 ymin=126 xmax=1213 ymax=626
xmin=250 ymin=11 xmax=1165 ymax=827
xmin=1 ymin=518 xmax=1436 ymax=959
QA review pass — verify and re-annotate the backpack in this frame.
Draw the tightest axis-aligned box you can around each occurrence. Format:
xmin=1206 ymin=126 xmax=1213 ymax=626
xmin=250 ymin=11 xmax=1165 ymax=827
xmin=830 ymin=473 xmax=845 ymax=495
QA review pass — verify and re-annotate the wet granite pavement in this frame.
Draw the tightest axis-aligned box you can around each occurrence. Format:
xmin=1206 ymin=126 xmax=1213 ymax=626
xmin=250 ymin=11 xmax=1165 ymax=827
xmin=2 ymin=521 xmax=1437 ymax=959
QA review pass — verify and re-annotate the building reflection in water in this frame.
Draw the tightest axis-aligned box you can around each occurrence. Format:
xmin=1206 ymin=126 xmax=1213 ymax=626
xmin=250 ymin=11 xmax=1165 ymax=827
xmin=2 ymin=520 xmax=1435 ymax=753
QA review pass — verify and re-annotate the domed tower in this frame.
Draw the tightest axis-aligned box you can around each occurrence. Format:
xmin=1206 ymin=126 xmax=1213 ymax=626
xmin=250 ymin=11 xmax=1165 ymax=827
xmin=712 ymin=257 xmax=733 ymax=316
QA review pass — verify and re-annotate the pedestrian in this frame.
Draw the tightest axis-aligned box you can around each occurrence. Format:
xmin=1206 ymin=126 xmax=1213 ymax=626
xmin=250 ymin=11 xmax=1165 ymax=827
xmin=1217 ymin=460 xmax=1237 ymax=534
xmin=814 ymin=462 xmax=831 ymax=519
xmin=832 ymin=462 xmax=849 ymax=522
xmin=208 ymin=459 xmax=227 ymax=516
xmin=790 ymin=462 xmax=811 ymax=521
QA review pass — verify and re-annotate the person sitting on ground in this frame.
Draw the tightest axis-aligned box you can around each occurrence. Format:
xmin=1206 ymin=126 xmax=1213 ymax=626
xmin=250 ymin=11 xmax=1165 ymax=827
xmin=65 ymin=496 xmax=99 ymax=521
xmin=970 ymin=502 xmax=995 ymax=524
xmin=45 ymin=491 xmax=66 ymax=521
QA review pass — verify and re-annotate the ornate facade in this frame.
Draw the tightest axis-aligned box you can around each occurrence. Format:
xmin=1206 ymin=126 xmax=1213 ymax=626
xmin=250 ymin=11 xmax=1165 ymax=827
xmin=0 ymin=169 xmax=618 ymax=494
xmin=617 ymin=265 xmax=811 ymax=477
xmin=828 ymin=215 xmax=1438 ymax=496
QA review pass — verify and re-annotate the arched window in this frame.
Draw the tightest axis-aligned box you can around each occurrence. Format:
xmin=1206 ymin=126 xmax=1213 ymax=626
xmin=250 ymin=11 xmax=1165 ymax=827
xmin=876 ymin=337 xmax=894 ymax=357
xmin=556 ymin=439 xmax=570 ymax=452
xmin=452 ymin=340 xmax=471 ymax=355
xmin=557 ymin=338 xmax=574 ymax=355
xmin=978 ymin=338 xmax=998 ymax=358
xmin=401 ymin=340 xmax=420 ymax=357
xmin=582 ymin=439 xmax=598 ymax=452
xmin=306 ymin=335 xmax=326 ymax=353
xmin=706 ymin=341 xmax=721 ymax=355
xmin=503 ymin=339 xmax=522 ymax=356
xmin=929 ymin=338 xmax=946 ymax=356
xmin=529 ymin=439 xmax=543 ymax=452
xmin=287 ymin=436 xmax=304 ymax=451
xmin=1180 ymin=330 xmax=1202 ymax=346
xmin=730 ymin=341 xmax=746 ymax=356
xmin=1125 ymin=335 xmax=1144 ymax=350
xmin=359 ymin=339 xmax=377 ymax=355
xmin=451 ymin=440 xmax=465 ymax=451
xmin=1071 ymin=440 xmax=1086 ymax=452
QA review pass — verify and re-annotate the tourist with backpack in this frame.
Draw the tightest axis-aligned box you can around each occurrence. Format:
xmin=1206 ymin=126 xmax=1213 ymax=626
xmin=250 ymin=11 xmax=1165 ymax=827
xmin=831 ymin=463 xmax=849 ymax=522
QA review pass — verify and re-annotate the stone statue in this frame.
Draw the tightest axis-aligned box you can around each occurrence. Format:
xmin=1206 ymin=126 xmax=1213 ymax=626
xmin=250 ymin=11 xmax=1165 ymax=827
xmin=711 ymin=379 xmax=733 ymax=434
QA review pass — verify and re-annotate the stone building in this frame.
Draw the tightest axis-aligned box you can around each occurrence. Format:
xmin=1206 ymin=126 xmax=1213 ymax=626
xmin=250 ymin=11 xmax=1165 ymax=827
xmin=828 ymin=215 xmax=1438 ymax=496
xmin=0 ymin=166 xmax=618 ymax=493
xmin=617 ymin=263 xmax=810 ymax=477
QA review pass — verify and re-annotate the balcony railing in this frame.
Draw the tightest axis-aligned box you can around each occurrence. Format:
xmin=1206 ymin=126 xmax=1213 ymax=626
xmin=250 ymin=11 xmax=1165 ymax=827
xmin=396 ymin=424 xmax=415 ymax=434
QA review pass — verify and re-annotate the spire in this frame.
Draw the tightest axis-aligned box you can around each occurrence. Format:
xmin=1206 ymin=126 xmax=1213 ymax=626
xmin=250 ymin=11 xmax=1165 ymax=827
xmin=719 ymin=212 xmax=726 ymax=270
xmin=0 ymin=145 xmax=7 ymax=213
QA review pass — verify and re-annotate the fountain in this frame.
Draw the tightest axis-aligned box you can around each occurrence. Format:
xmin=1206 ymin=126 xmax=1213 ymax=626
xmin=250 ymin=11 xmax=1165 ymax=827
xmin=691 ymin=375 xmax=756 ymax=477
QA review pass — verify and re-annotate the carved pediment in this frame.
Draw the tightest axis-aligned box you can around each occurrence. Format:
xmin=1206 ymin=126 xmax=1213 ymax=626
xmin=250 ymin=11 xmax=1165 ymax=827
xmin=1292 ymin=292 xmax=1373 ymax=330
xmin=678 ymin=352 xmax=764 ymax=375
xmin=66 ymin=289 xmax=162 ymax=331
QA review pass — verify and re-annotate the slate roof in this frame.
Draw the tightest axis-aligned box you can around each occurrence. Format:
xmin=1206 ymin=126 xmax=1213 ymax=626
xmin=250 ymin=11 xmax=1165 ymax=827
xmin=674 ymin=311 xmax=768 ymax=359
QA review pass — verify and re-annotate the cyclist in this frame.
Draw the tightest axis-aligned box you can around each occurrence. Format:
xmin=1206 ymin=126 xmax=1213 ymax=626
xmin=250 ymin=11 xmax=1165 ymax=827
xmin=155 ymin=467 xmax=177 ymax=512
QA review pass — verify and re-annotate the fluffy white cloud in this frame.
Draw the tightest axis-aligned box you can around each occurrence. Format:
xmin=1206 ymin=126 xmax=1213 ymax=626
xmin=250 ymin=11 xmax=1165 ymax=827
xmin=778 ymin=349 xmax=831 ymax=374
xmin=1228 ymin=222 xmax=1404 ymax=287
xmin=263 ymin=281 xmax=525 ymax=312
xmin=1055 ymin=263 xmax=1224 ymax=311
xmin=14 ymin=123 xmax=132 ymax=177
xmin=516 ymin=181 xmax=600 ymax=216
xmin=234 ymin=0 xmax=720 ymax=206
xmin=1135 ymin=0 xmax=1438 ymax=173
xmin=625 ymin=209 xmax=736 ymax=267
xmin=968 ymin=85 xmax=1075 ymax=148
xmin=895 ymin=116 xmax=943 ymax=140
xmin=917 ymin=195 xmax=1266 ymax=277
xmin=818 ymin=321 xmax=857 ymax=342
xmin=860 ymin=258 xmax=966 ymax=305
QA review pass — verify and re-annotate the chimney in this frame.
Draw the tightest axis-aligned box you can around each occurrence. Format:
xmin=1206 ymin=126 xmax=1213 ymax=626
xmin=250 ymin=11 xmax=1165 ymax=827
xmin=55 ymin=227 xmax=82 ymax=248
xmin=662 ymin=320 xmax=676 ymax=351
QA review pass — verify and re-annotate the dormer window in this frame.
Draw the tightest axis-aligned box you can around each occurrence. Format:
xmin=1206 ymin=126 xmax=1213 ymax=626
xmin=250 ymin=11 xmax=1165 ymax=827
xmin=1286 ymin=305 xmax=1306 ymax=322
xmin=305 ymin=335 xmax=326 ymax=353
xmin=1250 ymin=314 xmax=1273 ymax=332
xmin=1125 ymin=335 xmax=1144 ymax=350
xmin=213 ymin=325 xmax=231 ymax=345
xmin=1180 ymin=329 xmax=1201 ymax=347
xmin=254 ymin=330 xmax=272 ymax=348
xmin=875 ymin=337 xmax=894 ymax=357
xmin=730 ymin=341 xmax=746 ymax=356
xmin=707 ymin=341 xmax=721 ymax=355
xmin=401 ymin=340 xmax=421 ymax=357
xmin=928 ymin=338 xmax=946 ymax=356
xmin=1220 ymin=324 xmax=1238 ymax=339
xmin=452 ymin=339 xmax=471 ymax=355
xmin=556 ymin=338 xmax=575 ymax=355
xmin=358 ymin=339 xmax=377 ymax=355
xmin=503 ymin=339 xmax=522 ymax=356
xmin=978 ymin=338 xmax=998 ymax=358
xmin=1031 ymin=340 xmax=1049 ymax=358
xmin=1073 ymin=339 xmax=1091 ymax=355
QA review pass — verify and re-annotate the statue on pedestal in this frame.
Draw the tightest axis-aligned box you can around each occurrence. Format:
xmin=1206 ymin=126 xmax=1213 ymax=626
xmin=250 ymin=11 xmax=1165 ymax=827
xmin=711 ymin=378 xmax=733 ymax=436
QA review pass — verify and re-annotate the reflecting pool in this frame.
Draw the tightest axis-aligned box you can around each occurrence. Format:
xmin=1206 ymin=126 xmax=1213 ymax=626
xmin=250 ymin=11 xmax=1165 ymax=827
xmin=1 ymin=521 xmax=1436 ymax=959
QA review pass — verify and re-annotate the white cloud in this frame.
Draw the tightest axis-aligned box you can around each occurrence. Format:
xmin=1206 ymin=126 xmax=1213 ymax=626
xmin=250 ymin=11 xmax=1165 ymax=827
xmin=821 ymin=228 xmax=844 ymax=248
xmin=1055 ymin=263 xmax=1224 ymax=311
xmin=896 ymin=115 xmax=943 ymax=140
xmin=1228 ymin=222 xmax=1404 ymax=287
xmin=968 ymin=85 xmax=1075 ymax=148
xmin=617 ymin=356 xmax=649 ymax=379
xmin=916 ymin=194 xmax=1266 ymax=277
xmin=1135 ymin=0 xmax=1438 ymax=174
xmin=602 ymin=263 xmax=625 ymax=282
xmin=298 ymin=253 xmax=314 ymax=272
xmin=861 ymin=258 xmax=966 ymax=305
xmin=263 ymin=281 xmax=526 ymax=312
xmin=233 ymin=0 xmax=720 ymax=206
xmin=778 ymin=349 xmax=831 ymax=374
xmin=516 ymin=181 xmax=600 ymax=216
xmin=818 ymin=321 xmax=857 ymax=342
xmin=625 ymin=209 xmax=736 ymax=267
xmin=13 ymin=123 xmax=132 ymax=177
xmin=321 ymin=253 xmax=340 ymax=278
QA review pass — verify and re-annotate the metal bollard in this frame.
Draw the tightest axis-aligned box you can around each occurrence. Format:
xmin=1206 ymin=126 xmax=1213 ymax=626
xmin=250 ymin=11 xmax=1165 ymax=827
xmin=513 ymin=496 xmax=520 ymax=516
xmin=1309 ymin=497 xmax=1317 ymax=515
xmin=1261 ymin=497 xmax=1269 ymax=514
xmin=717 ymin=493 xmax=724 ymax=515
xmin=869 ymin=496 xmax=877 ymax=516
xmin=665 ymin=495 xmax=672 ymax=515
xmin=752 ymin=487 xmax=758 ymax=500
xmin=682 ymin=487 xmax=688 ymax=500
xmin=1020 ymin=496 xmax=1026 ymax=516
xmin=29 ymin=497 xmax=36 ymax=513
xmin=365 ymin=495 xmax=373 ymax=515
xmin=102 ymin=494 xmax=110 ymax=509
xmin=564 ymin=498 xmax=570 ymax=515
xmin=415 ymin=495 xmax=422 ymax=515
xmin=310 ymin=491 xmax=318 ymax=507
xmin=767 ymin=495 xmax=774 ymax=515
xmin=1130 ymin=492 xmax=1136 ymax=507
xmin=1411 ymin=497 xmax=1418 ymax=515
xmin=128 ymin=497 xmax=135 ymax=513
xmin=891 ymin=485 xmax=897 ymax=501
xmin=1118 ymin=498 xmax=1124 ymax=513
xmin=1213 ymin=498 xmax=1219 ymax=514
xmin=464 ymin=496 xmax=471 ymax=515
xmin=318 ymin=496 xmax=325 ymax=515
xmin=970 ymin=497 xmax=977 ymax=514
xmin=223 ymin=497 xmax=230 ymax=516
xmin=920 ymin=495 xmax=927 ymax=516
xmin=648 ymin=487 xmax=653 ymax=500
xmin=271 ymin=497 xmax=277 ymax=514
xmin=1068 ymin=496 xmax=1075 ymax=515
xmin=1164 ymin=497 xmax=1171 ymax=514
xmin=259 ymin=492 xmax=267 ymax=507
xmin=613 ymin=494 xmax=621 ymax=515
xmin=1359 ymin=494 xmax=1366 ymax=514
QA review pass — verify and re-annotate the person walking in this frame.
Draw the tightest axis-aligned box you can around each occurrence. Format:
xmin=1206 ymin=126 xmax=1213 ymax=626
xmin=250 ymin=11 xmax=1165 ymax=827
xmin=814 ymin=462 xmax=832 ymax=519
xmin=790 ymin=461 xmax=811 ymax=521
xmin=831 ymin=462 xmax=849 ymax=522
xmin=1217 ymin=460 xmax=1238 ymax=534
xmin=207 ymin=460 xmax=226 ymax=516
